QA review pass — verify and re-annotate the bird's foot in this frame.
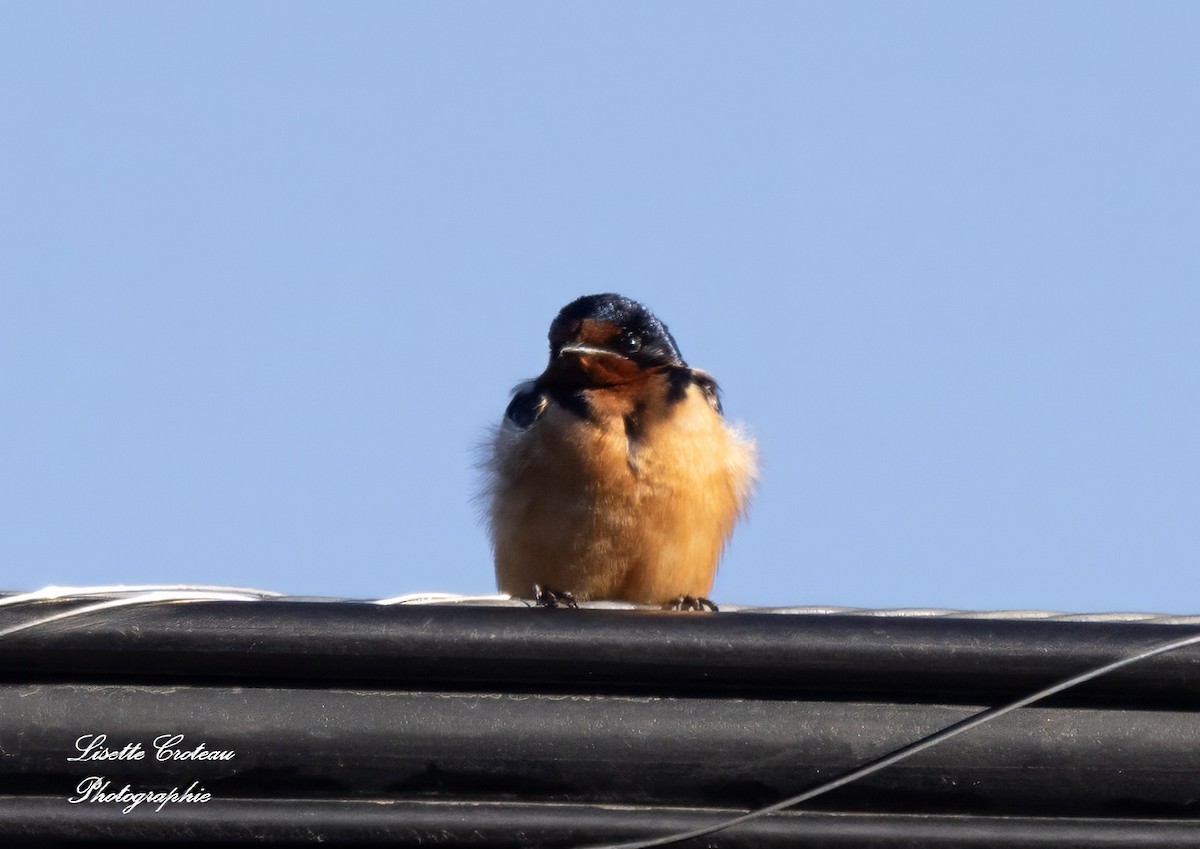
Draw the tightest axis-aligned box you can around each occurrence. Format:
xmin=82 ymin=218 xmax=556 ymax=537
xmin=533 ymin=585 xmax=579 ymax=609
xmin=663 ymin=595 xmax=719 ymax=612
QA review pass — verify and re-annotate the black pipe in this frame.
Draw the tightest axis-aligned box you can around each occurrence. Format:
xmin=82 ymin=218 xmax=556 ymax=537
xmin=2 ymin=682 xmax=1199 ymax=814
xmin=0 ymin=601 xmax=1198 ymax=707
xmin=1 ymin=797 xmax=1199 ymax=847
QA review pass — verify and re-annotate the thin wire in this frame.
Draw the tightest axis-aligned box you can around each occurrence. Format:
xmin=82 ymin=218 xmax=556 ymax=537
xmin=373 ymin=591 xmax=515 ymax=605
xmin=0 ymin=589 xmax=271 ymax=638
xmin=4 ymin=586 xmax=1199 ymax=620
xmin=0 ymin=584 xmax=282 ymax=607
xmin=583 ymin=628 xmax=1200 ymax=849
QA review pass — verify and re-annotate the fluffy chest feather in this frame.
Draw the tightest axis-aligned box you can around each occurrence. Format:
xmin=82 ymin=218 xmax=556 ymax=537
xmin=487 ymin=371 xmax=755 ymax=602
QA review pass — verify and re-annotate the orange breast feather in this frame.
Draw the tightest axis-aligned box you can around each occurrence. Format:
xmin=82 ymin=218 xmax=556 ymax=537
xmin=488 ymin=376 xmax=755 ymax=603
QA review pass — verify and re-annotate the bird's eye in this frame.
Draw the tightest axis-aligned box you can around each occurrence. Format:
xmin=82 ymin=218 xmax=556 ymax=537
xmin=621 ymin=333 xmax=642 ymax=353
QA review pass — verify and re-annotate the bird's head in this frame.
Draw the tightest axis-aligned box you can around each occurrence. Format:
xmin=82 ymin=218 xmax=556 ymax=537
xmin=544 ymin=293 xmax=685 ymax=387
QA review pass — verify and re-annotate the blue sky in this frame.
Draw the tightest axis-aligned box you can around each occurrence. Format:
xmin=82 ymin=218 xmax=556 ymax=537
xmin=2 ymin=2 xmax=1197 ymax=611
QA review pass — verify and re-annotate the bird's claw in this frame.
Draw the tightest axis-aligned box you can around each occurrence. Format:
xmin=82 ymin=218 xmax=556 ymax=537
xmin=663 ymin=595 xmax=719 ymax=612
xmin=533 ymin=585 xmax=579 ymax=609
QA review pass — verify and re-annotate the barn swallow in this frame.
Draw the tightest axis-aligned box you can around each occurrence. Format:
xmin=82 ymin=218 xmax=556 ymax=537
xmin=483 ymin=294 xmax=756 ymax=607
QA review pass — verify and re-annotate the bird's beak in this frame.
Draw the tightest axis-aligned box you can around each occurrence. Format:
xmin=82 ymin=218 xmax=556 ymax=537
xmin=557 ymin=342 xmax=623 ymax=360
